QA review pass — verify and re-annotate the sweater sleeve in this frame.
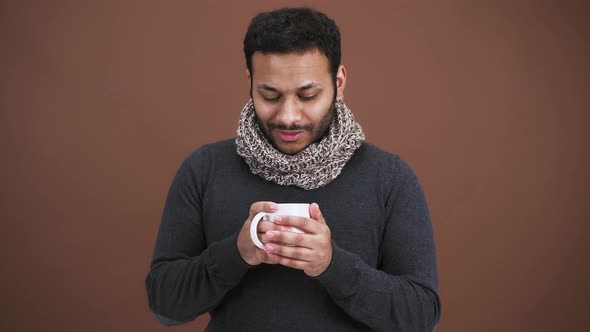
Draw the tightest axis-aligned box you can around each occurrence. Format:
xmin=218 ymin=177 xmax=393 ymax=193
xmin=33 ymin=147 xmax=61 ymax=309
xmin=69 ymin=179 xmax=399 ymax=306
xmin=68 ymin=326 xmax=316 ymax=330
xmin=145 ymin=146 xmax=252 ymax=325
xmin=315 ymin=158 xmax=441 ymax=331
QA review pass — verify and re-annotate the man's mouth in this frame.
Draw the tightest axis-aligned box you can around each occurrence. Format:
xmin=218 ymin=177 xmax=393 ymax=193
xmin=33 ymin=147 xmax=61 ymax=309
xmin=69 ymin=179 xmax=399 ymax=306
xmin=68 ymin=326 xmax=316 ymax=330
xmin=278 ymin=130 xmax=304 ymax=142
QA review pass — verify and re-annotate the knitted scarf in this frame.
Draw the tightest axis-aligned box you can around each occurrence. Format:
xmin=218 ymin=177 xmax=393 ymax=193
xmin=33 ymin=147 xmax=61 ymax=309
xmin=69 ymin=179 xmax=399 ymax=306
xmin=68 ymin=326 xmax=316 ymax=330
xmin=236 ymin=99 xmax=364 ymax=190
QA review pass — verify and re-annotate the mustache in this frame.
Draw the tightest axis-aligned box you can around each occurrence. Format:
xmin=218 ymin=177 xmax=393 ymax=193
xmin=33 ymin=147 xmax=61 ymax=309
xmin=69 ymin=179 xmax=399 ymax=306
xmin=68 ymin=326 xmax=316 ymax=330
xmin=268 ymin=122 xmax=313 ymax=131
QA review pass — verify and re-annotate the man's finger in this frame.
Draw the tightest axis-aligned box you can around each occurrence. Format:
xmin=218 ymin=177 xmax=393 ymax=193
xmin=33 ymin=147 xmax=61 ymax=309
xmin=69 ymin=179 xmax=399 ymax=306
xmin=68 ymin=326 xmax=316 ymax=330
xmin=265 ymin=230 xmax=312 ymax=249
xmin=309 ymin=202 xmax=325 ymax=224
xmin=258 ymin=220 xmax=282 ymax=233
xmin=265 ymin=245 xmax=310 ymax=265
xmin=249 ymin=201 xmax=278 ymax=218
xmin=255 ymin=249 xmax=278 ymax=264
xmin=274 ymin=215 xmax=317 ymax=233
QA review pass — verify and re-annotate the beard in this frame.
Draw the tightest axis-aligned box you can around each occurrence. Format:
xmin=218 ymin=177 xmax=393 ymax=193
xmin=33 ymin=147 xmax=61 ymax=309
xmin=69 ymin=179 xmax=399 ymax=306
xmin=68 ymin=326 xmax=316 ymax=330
xmin=255 ymin=100 xmax=336 ymax=154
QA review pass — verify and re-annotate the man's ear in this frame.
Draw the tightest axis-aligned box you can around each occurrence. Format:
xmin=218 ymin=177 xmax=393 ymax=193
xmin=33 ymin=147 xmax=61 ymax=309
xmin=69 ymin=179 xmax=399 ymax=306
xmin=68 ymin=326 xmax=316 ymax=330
xmin=336 ymin=65 xmax=347 ymax=100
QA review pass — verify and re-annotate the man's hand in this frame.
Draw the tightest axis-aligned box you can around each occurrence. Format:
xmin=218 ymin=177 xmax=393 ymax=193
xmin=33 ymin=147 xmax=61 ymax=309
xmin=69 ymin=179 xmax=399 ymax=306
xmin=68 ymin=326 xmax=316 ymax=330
xmin=262 ymin=203 xmax=333 ymax=277
xmin=237 ymin=201 xmax=284 ymax=266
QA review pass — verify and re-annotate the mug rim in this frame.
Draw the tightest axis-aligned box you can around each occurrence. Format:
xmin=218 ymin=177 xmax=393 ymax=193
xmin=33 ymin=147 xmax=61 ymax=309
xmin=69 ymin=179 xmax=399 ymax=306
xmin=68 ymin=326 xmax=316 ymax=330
xmin=275 ymin=203 xmax=309 ymax=206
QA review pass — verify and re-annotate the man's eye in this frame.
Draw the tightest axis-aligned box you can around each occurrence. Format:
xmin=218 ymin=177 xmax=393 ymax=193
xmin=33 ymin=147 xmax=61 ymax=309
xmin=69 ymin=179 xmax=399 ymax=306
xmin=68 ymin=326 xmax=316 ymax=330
xmin=299 ymin=94 xmax=317 ymax=101
xmin=263 ymin=95 xmax=281 ymax=102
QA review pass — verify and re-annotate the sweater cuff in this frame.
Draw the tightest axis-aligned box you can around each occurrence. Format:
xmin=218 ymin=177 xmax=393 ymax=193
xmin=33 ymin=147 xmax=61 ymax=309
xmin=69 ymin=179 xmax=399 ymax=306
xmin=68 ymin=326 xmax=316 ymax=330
xmin=206 ymin=233 xmax=253 ymax=285
xmin=314 ymin=241 xmax=360 ymax=299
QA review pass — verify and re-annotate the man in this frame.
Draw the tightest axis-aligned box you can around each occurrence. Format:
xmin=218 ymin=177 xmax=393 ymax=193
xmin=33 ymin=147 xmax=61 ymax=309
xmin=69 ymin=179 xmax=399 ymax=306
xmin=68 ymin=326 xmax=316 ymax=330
xmin=145 ymin=7 xmax=441 ymax=332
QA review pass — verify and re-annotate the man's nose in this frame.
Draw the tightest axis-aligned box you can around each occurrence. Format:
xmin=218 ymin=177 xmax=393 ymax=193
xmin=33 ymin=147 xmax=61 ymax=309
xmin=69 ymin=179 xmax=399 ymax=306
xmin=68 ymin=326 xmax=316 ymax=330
xmin=275 ymin=98 xmax=302 ymax=126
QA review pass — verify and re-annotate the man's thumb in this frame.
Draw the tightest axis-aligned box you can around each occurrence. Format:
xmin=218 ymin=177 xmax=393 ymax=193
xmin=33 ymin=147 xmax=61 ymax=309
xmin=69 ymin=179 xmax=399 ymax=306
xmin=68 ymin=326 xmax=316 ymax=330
xmin=310 ymin=203 xmax=325 ymax=224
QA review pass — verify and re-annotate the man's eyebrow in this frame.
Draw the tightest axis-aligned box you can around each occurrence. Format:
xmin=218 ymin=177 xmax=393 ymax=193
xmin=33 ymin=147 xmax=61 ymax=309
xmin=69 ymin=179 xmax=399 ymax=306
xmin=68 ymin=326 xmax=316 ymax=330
xmin=257 ymin=84 xmax=279 ymax=92
xmin=256 ymin=82 xmax=321 ymax=92
xmin=298 ymin=82 xmax=320 ymax=91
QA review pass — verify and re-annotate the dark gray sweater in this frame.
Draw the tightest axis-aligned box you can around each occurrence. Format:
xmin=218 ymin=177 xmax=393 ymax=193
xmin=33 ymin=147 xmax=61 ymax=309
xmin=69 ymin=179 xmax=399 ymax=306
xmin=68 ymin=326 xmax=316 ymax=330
xmin=145 ymin=139 xmax=441 ymax=331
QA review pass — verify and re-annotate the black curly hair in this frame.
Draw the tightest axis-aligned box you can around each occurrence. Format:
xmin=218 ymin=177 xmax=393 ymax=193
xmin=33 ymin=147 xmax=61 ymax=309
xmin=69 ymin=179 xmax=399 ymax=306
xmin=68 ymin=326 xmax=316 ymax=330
xmin=243 ymin=7 xmax=341 ymax=95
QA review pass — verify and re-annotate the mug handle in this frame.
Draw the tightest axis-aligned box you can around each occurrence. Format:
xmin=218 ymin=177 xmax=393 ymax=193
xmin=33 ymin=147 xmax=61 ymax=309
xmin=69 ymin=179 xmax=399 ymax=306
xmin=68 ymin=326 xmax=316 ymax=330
xmin=249 ymin=212 xmax=268 ymax=250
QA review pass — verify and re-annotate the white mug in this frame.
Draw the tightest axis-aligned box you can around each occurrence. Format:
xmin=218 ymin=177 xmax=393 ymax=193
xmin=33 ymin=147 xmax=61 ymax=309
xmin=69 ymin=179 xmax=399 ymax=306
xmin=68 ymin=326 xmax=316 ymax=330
xmin=249 ymin=203 xmax=309 ymax=250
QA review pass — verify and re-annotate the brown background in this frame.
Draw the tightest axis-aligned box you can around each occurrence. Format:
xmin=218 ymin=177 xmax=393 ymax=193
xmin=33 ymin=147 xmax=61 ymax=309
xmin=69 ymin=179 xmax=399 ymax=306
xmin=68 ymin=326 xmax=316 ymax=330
xmin=1 ymin=0 xmax=588 ymax=331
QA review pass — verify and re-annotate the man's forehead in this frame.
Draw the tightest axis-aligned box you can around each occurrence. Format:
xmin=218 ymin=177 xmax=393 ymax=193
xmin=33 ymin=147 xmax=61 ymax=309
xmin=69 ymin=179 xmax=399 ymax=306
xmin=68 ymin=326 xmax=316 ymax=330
xmin=251 ymin=50 xmax=330 ymax=74
xmin=250 ymin=50 xmax=331 ymax=89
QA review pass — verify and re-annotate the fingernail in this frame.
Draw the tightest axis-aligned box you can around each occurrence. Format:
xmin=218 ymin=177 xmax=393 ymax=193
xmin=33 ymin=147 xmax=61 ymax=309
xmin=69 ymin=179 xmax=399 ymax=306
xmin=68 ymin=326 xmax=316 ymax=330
xmin=273 ymin=216 xmax=282 ymax=223
xmin=269 ymin=203 xmax=278 ymax=211
xmin=266 ymin=231 xmax=274 ymax=239
xmin=265 ymin=244 xmax=274 ymax=252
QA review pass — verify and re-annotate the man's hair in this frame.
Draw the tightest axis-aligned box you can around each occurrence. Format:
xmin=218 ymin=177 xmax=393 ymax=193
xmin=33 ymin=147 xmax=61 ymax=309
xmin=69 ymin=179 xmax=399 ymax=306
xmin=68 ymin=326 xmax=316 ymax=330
xmin=243 ymin=7 xmax=341 ymax=84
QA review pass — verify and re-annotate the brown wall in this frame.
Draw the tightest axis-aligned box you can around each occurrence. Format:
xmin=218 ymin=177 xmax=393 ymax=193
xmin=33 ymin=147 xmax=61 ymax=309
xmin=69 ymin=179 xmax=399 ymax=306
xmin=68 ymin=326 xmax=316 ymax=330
xmin=2 ymin=1 xmax=588 ymax=331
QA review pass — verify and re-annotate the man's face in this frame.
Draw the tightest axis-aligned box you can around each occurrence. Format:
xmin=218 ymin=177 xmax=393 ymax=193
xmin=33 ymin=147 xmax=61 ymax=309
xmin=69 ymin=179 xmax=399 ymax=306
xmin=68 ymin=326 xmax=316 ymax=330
xmin=249 ymin=49 xmax=345 ymax=155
